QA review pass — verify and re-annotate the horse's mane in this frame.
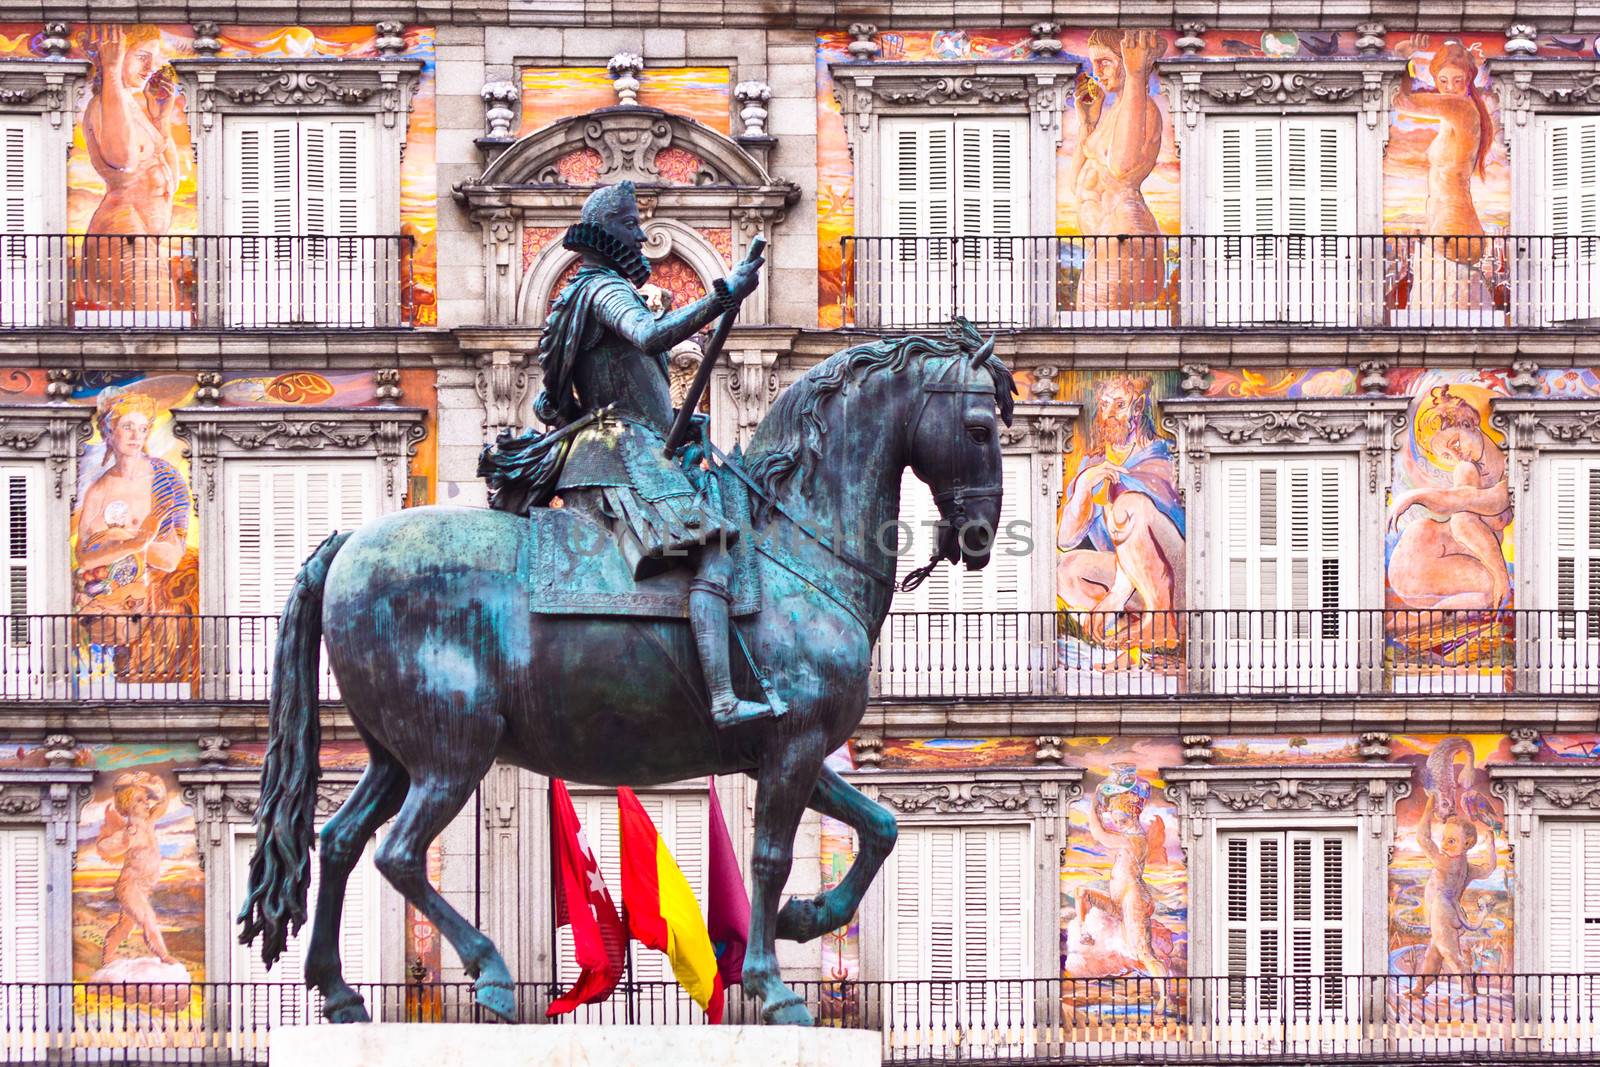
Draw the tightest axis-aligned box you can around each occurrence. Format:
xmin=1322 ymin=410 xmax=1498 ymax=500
xmin=743 ymin=319 xmax=1016 ymax=509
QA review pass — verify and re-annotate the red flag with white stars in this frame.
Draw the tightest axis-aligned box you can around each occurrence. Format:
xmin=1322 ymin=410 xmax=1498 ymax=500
xmin=547 ymin=779 xmax=626 ymax=1016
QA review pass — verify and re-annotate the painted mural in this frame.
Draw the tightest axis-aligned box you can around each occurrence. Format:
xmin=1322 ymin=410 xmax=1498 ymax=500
xmin=1388 ymin=735 xmax=1513 ymax=1011
xmin=0 ymin=23 xmax=438 ymax=324
xmin=520 ymin=66 xmax=731 ymax=135
xmin=862 ymin=734 xmax=1520 ymax=1009
xmin=812 ymin=29 xmax=1545 ymax=326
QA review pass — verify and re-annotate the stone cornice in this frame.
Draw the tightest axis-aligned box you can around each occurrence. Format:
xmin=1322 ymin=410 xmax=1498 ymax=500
xmin=0 ymin=404 xmax=92 ymax=499
xmin=1492 ymin=395 xmax=1600 ymax=495
xmin=0 ymin=768 xmax=94 ymax=842
xmin=1490 ymin=58 xmax=1600 ymax=120
xmin=172 ymin=58 xmax=423 ymax=133
xmin=853 ymin=769 xmax=1083 ymax=838
xmin=0 ymin=58 xmax=89 ymax=128
xmin=1158 ymin=57 xmax=1406 ymax=129
xmin=1164 ymin=762 xmax=1413 ymax=825
xmin=175 ymin=766 xmax=365 ymax=850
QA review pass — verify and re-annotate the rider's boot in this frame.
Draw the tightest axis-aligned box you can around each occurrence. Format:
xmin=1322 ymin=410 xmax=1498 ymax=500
xmin=689 ymin=577 xmax=776 ymax=728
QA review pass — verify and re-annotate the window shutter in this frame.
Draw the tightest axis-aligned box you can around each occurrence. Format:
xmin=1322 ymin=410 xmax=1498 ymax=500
xmin=1549 ymin=457 xmax=1600 ymax=624
xmin=886 ymin=824 xmax=1029 ymax=982
xmin=0 ymin=467 xmax=37 ymax=625
xmin=1210 ymin=119 xmax=1280 ymax=244
xmin=0 ymin=826 xmax=46 ymax=981
xmin=1544 ymin=820 xmax=1600 ymax=996
xmin=882 ymin=118 xmax=954 ymax=241
xmin=955 ymin=118 xmax=1027 ymax=239
xmin=1216 ymin=456 xmax=1353 ymax=616
xmin=894 ymin=469 xmax=950 ymax=614
xmin=234 ymin=830 xmax=383 ymax=986
xmin=301 ymin=119 xmax=376 ymax=240
xmin=1545 ymin=117 xmax=1600 ymax=238
xmin=1284 ymin=119 xmax=1354 ymax=238
xmin=0 ymin=117 xmax=38 ymax=243
xmin=226 ymin=119 xmax=298 ymax=238
xmin=1286 ymin=831 xmax=1354 ymax=1012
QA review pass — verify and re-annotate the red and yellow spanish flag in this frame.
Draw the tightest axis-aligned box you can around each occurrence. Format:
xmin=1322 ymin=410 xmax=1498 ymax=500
xmin=617 ymin=787 xmax=725 ymax=1022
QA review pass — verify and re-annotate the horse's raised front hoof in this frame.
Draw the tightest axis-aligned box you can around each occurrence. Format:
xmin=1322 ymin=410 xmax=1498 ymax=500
xmin=474 ymin=978 xmax=517 ymax=1022
xmin=776 ymin=893 xmax=831 ymax=943
xmin=762 ymin=993 xmax=814 ymax=1027
xmin=323 ymin=990 xmax=371 ymax=1024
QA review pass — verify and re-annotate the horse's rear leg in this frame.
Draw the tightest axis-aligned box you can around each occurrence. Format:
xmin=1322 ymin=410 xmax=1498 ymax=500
xmin=376 ymin=770 xmax=518 ymax=1021
xmin=743 ymin=732 xmax=826 ymax=1025
xmin=776 ymin=765 xmax=897 ymax=944
xmin=304 ymin=744 xmax=409 ymax=1023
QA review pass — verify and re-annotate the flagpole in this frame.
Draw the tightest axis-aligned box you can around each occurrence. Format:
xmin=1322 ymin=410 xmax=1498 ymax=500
xmin=548 ymin=782 xmax=557 ymax=1009
xmin=622 ymin=901 xmax=635 ymax=1025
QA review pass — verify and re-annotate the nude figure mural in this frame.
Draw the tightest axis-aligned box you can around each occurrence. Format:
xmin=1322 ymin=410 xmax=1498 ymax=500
xmin=1387 ymin=385 xmax=1510 ymax=612
xmin=96 ymin=771 xmax=177 ymax=967
xmin=1066 ymin=30 xmax=1167 ymax=312
xmin=77 ymin=26 xmax=185 ymax=315
xmin=1072 ymin=765 xmax=1177 ymax=982
xmin=1056 ymin=376 xmax=1185 ymax=647
xmin=1393 ymin=37 xmax=1499 ymax=314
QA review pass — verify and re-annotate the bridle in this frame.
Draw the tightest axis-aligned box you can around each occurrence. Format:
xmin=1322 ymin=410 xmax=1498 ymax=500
xmin=898 ymin=354 xmax=1004 ymax=592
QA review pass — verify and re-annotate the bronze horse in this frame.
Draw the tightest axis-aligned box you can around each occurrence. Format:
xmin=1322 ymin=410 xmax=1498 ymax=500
xmin=237 ymin=322 xmax=1015 ymax=1026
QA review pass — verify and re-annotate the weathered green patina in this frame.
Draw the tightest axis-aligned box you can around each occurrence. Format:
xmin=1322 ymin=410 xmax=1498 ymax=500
xmin=236 ymin=187 xmax=1016 ymax=1029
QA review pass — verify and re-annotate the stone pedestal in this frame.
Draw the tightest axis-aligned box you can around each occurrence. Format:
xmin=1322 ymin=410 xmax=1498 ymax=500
xmin=269 ymin=1024 xmax=881 ymax=1066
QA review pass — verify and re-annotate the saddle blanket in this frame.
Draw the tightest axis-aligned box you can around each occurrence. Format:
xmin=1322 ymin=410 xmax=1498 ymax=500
xmin=519 ymin=473 xmax=761 ymax=620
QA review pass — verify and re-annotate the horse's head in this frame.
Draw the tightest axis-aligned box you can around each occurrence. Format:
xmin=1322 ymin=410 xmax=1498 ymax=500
xmin=905 ymin=321 xmax=1016 ymax=570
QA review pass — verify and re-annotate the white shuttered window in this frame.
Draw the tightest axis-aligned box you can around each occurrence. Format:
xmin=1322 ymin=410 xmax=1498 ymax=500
xmin=0 ymin=465 xmax=38 ymax=625
xmin=0 ymin=826 xmax=46 ymax=982
xmin=884 ymin=824 xmax=1030 ymax=981
xmin=225 ymin=461 xmax=376 ymax=616
xmin=0 ymin=117 xmax=41 ymax=325
xmin=1547 ymin=456 xmax=1600 ymax=630
xmin=1215 ymin=456 xmax=1353 ymax=626
xmin=1544 ymin=821 xmax=1600 ymax=973
xmin=1220 ymin=828 xmax=1356 ymax=1018
xmin=1543 ymin=117 xmax=1600 ymax=241
xmin=1208 ymin=117 xmax=1354 ymax=238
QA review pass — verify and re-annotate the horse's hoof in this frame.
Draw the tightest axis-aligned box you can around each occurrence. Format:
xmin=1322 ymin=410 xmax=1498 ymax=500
xmin=762 ymin=994 xmax=814 ymax=1027
xmin=474 ymin=979 xmax=517 ymax=1022
xmin=323 ymin=992 xmax=370 ymax=1024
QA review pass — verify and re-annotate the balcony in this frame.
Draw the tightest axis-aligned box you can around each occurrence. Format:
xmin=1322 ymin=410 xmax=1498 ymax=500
xmin=841 ymin=235 xmax=1600 ymax=331
xmin=0 ymin=610 xmax=1593 ymax=706
xmin=0 ymin=234 xmax=416 ymax=329
xmin=2 ymin=975 xmax=1596 ymax=1063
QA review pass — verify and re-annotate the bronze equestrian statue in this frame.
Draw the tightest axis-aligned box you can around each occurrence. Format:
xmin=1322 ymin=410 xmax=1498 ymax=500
xmin=237 ymin=181 xmax=1016 ymax=1027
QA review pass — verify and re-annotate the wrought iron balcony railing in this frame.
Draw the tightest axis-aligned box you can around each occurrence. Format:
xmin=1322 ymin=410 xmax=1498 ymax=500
xmin=0 ymin=234 xmax=416 ymax=329
xmin=0 ymin=609 xmax=1592 ymax=705
xmin=841 ymin=234 xmax=1600 ymax=330
xmin=2 ymin=975 xmax=1597 ymax=1062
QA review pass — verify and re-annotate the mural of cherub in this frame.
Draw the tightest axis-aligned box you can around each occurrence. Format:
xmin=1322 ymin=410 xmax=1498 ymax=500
xmin=96 ymin=770 xmax=177 ymax=965
xmin=1407 ymin=792 xmax=1497 ymax=998
xmin=1075 ymin=763 xmax=1173 ymax=979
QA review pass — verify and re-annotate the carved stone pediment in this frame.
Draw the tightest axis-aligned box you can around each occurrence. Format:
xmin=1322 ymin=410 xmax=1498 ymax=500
xmin=1491 ymin=59 xmax=1600 ymax=129
xmin=1491 ymin=765 xmax=1600 ymax=817
xmin=176 ymin=766 xmax=364 ymax=852
xmin=830 ymin=60 xmax=1076 ymax=152
xmin=0 ymin=768 xmax=94 ymax=842
xmin=1165 ymin=763 xmax=1413 ymax=834
xmin=0 ymin=405 xmax=92 ymax=499
xmin=1003 ymin=401 xmax=1078 ymax=453
xmin=1491 ymin=397 xmax=1600 ymax=494
xmin=1159 ymin=59 xmax=1405 ymax=130
xmin=856 ymin=770 xmax=1083 ymax=842
xmin=0 ymin=58 xmax=90 ymax=128
xmin=173 ymin=58 xmax=423 ymax=133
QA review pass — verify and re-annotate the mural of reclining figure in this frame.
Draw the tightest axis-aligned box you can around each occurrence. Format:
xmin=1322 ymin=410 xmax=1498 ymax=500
xmin=1388 ymin=386 xmax=1510 ymax=612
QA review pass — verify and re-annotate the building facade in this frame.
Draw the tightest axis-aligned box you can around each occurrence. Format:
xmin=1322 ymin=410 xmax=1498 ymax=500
xmin=1 ymin=1 xmax=1599 ymax=1060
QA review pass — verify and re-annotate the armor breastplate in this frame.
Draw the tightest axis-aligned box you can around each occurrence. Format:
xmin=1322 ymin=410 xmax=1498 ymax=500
xmin=571 ymin=323 xmax=674 ymax=433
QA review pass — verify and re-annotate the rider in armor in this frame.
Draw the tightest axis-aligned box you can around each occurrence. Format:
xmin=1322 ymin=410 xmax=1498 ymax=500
xmin=486 ymin=181 xmax=774 ymax=728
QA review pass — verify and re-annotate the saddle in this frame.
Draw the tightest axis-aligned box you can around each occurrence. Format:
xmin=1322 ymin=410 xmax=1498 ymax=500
xmin=518 ymin=464 xmax=761 ymax=620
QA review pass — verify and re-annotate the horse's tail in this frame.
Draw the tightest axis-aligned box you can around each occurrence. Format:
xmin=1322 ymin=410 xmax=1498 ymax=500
xmin=237 ymin=530 xmax=351 ymax=966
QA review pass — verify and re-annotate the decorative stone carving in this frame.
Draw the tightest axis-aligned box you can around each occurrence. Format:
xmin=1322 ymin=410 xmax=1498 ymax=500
xmin=40 ymin=21 xmax=70 ymax=58
xmin=374 ymin=21 xmax=407 ymax=58
xmin=1505 ymin=23 xmax=1538 ymax=56
xmin=847 ymin=24 xmax=880 ymax=61
xmin=1166 ymin=765 xmax=1413 ymax=835
xmin=608 ymin=53 xmax=644 ymax=107
xmin=1509 ymin=360 xmax=1540 ymax=395
xmin=0 ymin=58 xmax=90 ymax=130
xmin=1355 ymin=23 xmax=1386 ymax=55
xmin=1358 ymin=361 xmax=1389 ymax=396
xmin=42 ymin=734 xmax=77 ymax=768
xmin=872 ymin=779 xmax=1070 ymax=820
xmin=1206 ymin=70 xmax=1357 ymax=106
xmin=44 ymin=368 xmax=75 ymax=401
xmin=197 ymin=735 xmax=231 ymax=764
xmin=1359 ymin=733 xmax=1392 ymax=761
xmin=1180 ymin=364 xmax=1210 ymax=397
xmin=226 ymin=70 xmax=375 ymax=107
xmin=1182 ymin=735 xmax=1213 ymax=764
xmin=1509 ymin=729 xmax=1540 ymax=762
xmin=0 ymin=406 xmax=92 ymax=500
xmin=174 ymin=59 xmax=421 ymax=134
xmin=852 ymin=736 xmax=884 ymax=768
xmin=724 ymin=349 xmax=779 ymax=440
xmin=481 ymin=80 xmax=519 ymax=140
xmin=667 ymin=340 xmax=703 ymax=409
xmin=193 ymin=371 xmax=222 ymax=405
xmin=0 ymin=785 xmax=42 ymax=815
xmin=375 ymin=369 xmax=403 ymax=406
xmin=191 ymin=21 xmax=221 ymax=55
xmin=734 ymin=81 xmax=771 ymax=139
xmin=1029 ymin=23 xmax=1063 ymax=57
xmin=1034 ymin=736 xmax=1064 ymax=765
xmin=1174 ymin=23 xmax=1206 ymax=55
xmin=1028 ymin=364 xmax=1059 ymax=401
xmin=476 ymin=349 xmax=532 ymax=436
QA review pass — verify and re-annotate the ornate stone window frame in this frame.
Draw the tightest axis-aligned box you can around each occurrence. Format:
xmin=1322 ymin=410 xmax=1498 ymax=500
xmin=0 ymin=404 xmax=91 ymax=613
xmin=171 ymin=59 xmax=423 ymax=236
xmin=1489 ymin=59 xmax=1600 ymax=234
xmin=1161 ymin=396 xmax=1409 ymax=612
xmin=1493 ymin=396 xmax=1600 ymax=614
xmin=1164 ymin=762 xmax=1412 ymax=976
xmin=853 ymin=768 xmax=1083 ymax=983
xmin=1489 ymin=759 xmax=1600 ymax=973
xmin=1158 ymin=59 xmax=1406 ymax=235
xmin=453 ymin=106 xmax=799 ymax=326
xmin=175 ymin=764 xmax=405 ymax=983
xmin=172 ymin=407 xmax=427 ymax=617
xmin=0 ymin=59 xmax=89 ymax=233
xmin=0 ymin=755 xmax=94 ymax=983
xmin=1005 ymin=400 xmax=1079 ymax=609
xmin=830 ymin=61 xmax=1075 ymax=239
